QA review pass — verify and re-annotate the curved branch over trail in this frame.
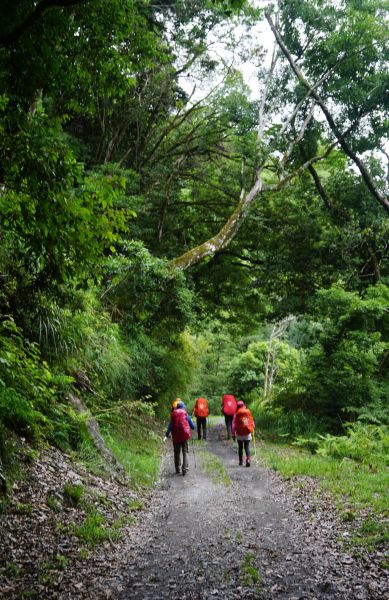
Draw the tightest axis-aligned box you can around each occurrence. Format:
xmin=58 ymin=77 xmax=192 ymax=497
xmin=168 ymin=11 xmax=388 ymax=271
xmin=170 ymin=178 xmax=262 ymax=270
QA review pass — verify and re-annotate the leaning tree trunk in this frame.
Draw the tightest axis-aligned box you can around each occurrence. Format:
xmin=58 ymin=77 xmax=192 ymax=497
xmin=0 ymin=457 xmax=6 ymax=494
xmin=68 ymin=393 xmax=127 ymax=482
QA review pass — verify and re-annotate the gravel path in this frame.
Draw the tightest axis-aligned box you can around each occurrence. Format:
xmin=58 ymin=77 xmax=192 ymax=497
xmin=117 ymin=423 xmax=388 ymax=600
xmin=2 ymin=423 xmax=386 ymax=599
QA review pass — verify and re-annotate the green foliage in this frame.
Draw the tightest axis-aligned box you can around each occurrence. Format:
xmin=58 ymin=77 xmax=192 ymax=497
xmin=4 ymin=561 xmax=21 ymax=578
xmin=73 ymin=509 xmax=117 ymax=546
xmin=0 ymin=117 xmax=129 ymax=299
xmin=63 ymin=483 xmax=84 ymax=507
xmin=243 ymin=285 xmax=389 ymax=436
xmin=251 ymin=405 xmax=327 ymax=441
xmin=102 ymin=241 xmax=193 ymax=336
xmin=0 ymin=0 xmax=388 ymax=501
xmin=228 ymin=339 xmax=301 ymax=398
xmin=101 ymin=414 xmax=161 ymax=488
xmin=0 ymin=317 xmax=77 ymax=445
xmin=0 ymin=388 xmax=46 ymax=442
xmin=259 ymin=442 xmax=389 ymax=539
xmin=188 ymin=323 xmax=241 ymax=411
xmin=198 ymin=448 xmax=231 ymax=487
xmin=242 ymin=552 xmax=261 ymax=586
xmin=317 ymin=423 xmax=389 ymax=467
xmin=281 ymin=284 xmax=389 ymax=424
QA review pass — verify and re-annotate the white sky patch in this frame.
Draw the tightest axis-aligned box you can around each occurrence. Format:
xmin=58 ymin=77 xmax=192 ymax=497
xmin=177 ymin=7 xmax=275 ymax=102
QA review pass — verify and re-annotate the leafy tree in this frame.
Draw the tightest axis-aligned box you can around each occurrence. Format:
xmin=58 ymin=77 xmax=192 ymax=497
xmin=228 ymin=339 xmax=301 ymax=400
xmin=275 ymin=284 xmax=389 ymax=428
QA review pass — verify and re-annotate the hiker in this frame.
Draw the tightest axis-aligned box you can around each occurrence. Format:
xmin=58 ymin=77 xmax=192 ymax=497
xmin=232 ymin=400 xmax=255 ymax=467
xmin=221 ymin=394 xmax=237 ymax=439
xmin=193 ymin=396 xmax=209 ymax=440
xmin=164 ymin=400 xmax=195 ymax=476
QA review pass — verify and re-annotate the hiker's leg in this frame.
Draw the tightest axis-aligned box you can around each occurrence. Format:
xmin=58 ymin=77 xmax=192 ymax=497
xmin=244 ymin=440 xmax=250 ymax=458
xmin=238 ymin=440 xmax=243 ymax=464
xmin=182 ymin=441 xmax=189 ymax=474
xmin=173 ymin=443 xmax=181 ymax=473
xmin=196 ymin=417 xmax=201 ymax=440
xmin=226 ymin=415 xmax=232 ymax=440
xmin=202 ymin=418 xmax=206 ymax=440
xmin=244 ymin=440 xmax=251 ymax=466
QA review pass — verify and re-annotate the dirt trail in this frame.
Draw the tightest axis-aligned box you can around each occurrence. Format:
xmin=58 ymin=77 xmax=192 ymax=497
xmin=116 ymin=423 xmax=387 ymax=600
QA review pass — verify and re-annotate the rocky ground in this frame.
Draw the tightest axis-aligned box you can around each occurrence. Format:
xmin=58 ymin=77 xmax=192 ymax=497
xmin=0 ymin=424 xmax=387 ymax=599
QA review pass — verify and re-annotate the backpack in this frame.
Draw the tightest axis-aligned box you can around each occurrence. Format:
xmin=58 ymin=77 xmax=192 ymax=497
xmin=194 ymin=397 xmax=209 ymax=418
xmin=171 ymin=408 xmax=191 ymax=443
xmin=222 ymin=394 xmax=237 ymax=416
xmin=235 ymin=407 xmax=255 ymax=436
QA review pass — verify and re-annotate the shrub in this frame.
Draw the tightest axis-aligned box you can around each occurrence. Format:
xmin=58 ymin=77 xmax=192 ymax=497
xmin=317 ymin=422 xmax=389 ymax=466
xmin=0 ymin=388 xmax=47 ymax=441
xmin=0 ymin=317 xmax=77 ymax=446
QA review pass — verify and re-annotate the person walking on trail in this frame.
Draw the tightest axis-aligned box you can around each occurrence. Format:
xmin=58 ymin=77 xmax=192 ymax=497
xmin=221 ymin=394 xmax=237 ymax=439
xmin=194 ymin=396 xmax=209 ymax=440
xmin=164 ymin=400 xmax=195 ymax=476
xmin=232 ymin=400 xmax=255 ymax=467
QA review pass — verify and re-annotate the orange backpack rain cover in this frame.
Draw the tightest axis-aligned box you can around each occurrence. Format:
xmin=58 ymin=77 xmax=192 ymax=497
xmin=194 ymin=397 xmax=209 ymax=418
xmin=235 ymin=407 xmax=255 ymax=436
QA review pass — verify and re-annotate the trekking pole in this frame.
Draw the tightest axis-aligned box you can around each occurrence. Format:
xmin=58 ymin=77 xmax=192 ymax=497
xmin=191 ymin=437 xmax=197 ymax=469
xmin=252 ymin=430 xmax=257 ymax=458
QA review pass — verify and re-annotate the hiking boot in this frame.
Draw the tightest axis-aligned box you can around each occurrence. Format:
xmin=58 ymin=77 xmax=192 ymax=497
xmin=175 ymin=469 xmax=180 ymax=474
xmin=246 ymin=459 xmax=251 ymax=467
xmin=182 ymin=471 xmax=187 ymax=476
xmin=239 ymin=461 xmax=243 ymax=466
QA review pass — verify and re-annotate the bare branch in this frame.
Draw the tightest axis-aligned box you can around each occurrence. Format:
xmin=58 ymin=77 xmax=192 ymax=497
xmin=258 ymin=40 xmax=278 ymax=141
xmin=306 ymin=163 xmax=332 ymax=210
xmin=280 ymin=101 xmax=315 ymax=168
xmin=263 ymin=141 xmax=338 ymax=192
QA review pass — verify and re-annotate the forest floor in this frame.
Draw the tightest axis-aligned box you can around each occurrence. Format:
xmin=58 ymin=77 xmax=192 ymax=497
xmin=0 ymin=422 xmax=387 ymax=599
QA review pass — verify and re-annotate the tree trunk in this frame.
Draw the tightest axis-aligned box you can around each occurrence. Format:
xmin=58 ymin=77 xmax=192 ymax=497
xmin=67 ymin=393 xmax=127 ymax=482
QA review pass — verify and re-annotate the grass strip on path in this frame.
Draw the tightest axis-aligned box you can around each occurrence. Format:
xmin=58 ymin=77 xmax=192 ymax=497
xmin=197 ymin=445 xmax=231 ymax=488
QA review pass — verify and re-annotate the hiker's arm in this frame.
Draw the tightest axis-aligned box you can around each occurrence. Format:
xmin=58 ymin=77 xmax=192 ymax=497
xmin=187 ymin=415 xmax=195 ymax=430
xmin=165 ymin=420 xmax=172 ymax=437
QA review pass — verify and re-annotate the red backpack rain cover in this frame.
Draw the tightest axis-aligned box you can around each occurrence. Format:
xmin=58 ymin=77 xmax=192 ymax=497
xmin=171 ymin=408 xmax=191 ymax=443
xmin=194 ymin=397 xmax=209 ymax=418
xmin=235 ymin=407 xmax=255 ymax=436
xmin=222 ymin=394 xmax=237 ymax=416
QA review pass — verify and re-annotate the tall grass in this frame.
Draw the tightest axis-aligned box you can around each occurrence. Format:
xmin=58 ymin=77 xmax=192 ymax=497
xmin=102 ymin=414 xmax=161 ymax=488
